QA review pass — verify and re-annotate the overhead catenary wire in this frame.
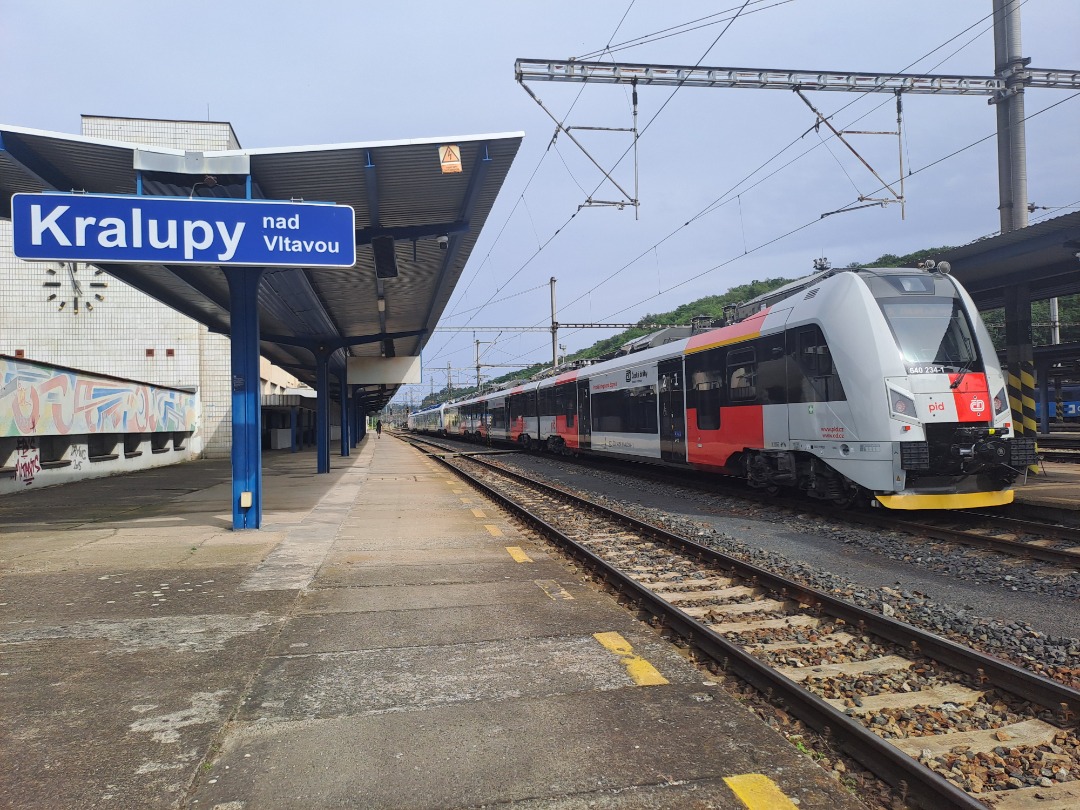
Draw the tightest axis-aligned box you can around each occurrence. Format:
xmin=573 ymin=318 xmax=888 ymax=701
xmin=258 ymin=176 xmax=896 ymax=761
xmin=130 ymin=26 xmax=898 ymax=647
xmin=436 ymin=1 xmax=804 ymax=370
xmin=409 ymin=0 xmax=1061 ymax=395
xmin=424 ymin=1 xmax=641 ymax=370
xmin=586 ymin=91 xmax=1080 ymax=336
xmin=432 ymin=8 xmax=1011 ymax=379
xmin=827 ymin=90 xmax=1080 ymax=219
xmin=494 ymin=89 xmax=1080 ymax=370
xmin=575 ymin=0 xmax=798 ymax=61
xmin=550 ymin=1 xmax=1027 ymax=321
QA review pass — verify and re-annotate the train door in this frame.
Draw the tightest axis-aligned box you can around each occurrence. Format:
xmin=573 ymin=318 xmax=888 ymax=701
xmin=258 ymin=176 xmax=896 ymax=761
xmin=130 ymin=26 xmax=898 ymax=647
xmin=577 ymin=379 xmax=591 ymax=450
xmin=659 ymin=357 xmax=687 ymax=462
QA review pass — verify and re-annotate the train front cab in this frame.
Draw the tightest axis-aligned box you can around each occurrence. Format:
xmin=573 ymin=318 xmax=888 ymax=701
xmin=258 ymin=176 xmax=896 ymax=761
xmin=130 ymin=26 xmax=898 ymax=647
xmin=862 ymin=271 xmax=1037 ymax=509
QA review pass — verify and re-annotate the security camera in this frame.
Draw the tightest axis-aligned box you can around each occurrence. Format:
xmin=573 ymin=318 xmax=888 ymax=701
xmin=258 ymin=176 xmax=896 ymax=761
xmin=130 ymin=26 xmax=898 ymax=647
xmin=437 ymin=235 xmax=449 ymax=250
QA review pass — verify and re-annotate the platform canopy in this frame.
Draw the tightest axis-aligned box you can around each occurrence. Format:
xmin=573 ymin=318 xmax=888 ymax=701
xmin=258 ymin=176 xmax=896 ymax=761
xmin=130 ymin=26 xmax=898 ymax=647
xmin=0 ymin=124 xmax=523 ymax=411
xmin=939 ymin=211 xmax=1080 ymax=309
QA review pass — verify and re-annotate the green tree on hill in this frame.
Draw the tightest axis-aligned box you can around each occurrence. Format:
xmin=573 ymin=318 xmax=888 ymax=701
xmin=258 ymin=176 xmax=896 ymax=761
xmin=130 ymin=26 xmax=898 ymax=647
xmin=418 ymin=246 xmax=1075 ymax=408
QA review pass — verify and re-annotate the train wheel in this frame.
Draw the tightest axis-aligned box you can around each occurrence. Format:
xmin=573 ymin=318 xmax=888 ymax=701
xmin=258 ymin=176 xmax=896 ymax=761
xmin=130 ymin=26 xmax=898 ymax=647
xmin=831 ymin=481 xmax=863 ymax=509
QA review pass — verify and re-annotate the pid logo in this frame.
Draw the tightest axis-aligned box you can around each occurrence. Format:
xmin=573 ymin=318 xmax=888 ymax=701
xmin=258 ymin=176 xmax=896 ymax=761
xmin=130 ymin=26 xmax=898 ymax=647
xmin=969 ymin=396 xmax=986 ymax=414
xmin=928 ymin=401 xmax=946 ymax=413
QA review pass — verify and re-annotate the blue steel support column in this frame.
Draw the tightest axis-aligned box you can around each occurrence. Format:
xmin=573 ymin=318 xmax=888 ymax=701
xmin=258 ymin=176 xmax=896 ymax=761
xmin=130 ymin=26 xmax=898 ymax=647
xmin=315 ymin=352 xmax=331 ymax=473
xmin=290 ymin=406 xmax=298 ymax=453
xmin=349 ymin=393 xmax=357 ymax=448
xmin=339 ymin=375 xmax=350 ymax=457
xmin=226 ymin=267 xmax=265 ymax=530
xmin=351 ymin=386 xmax=361 ymax=447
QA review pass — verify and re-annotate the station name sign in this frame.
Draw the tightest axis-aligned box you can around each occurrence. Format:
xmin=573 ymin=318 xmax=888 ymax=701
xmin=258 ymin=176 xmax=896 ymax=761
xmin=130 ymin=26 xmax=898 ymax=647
xmin=11 ymin=193 xmax=356 ymax=268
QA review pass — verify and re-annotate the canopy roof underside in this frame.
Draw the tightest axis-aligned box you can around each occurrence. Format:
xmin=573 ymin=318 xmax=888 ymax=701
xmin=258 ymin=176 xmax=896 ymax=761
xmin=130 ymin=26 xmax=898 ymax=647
xmin=0 ymin=123 xmax=524 ymax=410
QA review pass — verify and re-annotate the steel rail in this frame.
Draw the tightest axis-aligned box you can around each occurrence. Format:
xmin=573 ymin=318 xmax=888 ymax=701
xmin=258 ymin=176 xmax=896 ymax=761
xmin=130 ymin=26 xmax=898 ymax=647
xmin=452 ymin=450 xmax=1080 ymax=716
xmin=415 ymin=444 xmax=980 ymax=809
xmin=407 ymin=439 xmax=1080 ymax=810
xmin=410 ymin=434 xmax=1080 ymax=565
xmin=953 ymin=512 xmax=1080 ymax=544
xmin=846 ymin=511 xmax=1080 ymax=568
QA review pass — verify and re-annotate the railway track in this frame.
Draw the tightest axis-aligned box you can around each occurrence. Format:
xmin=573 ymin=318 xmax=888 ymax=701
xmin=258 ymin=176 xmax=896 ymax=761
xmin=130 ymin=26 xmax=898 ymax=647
xmin=408 ymin=432 xmax=1080 ymax=569
xmin=1037 ymin=436 xmax=1080 ymax=464
xmin=405 ymin=434 xmax=1080 ymax=810
xmin=844 ymin=511 xmax=1080 ymax=569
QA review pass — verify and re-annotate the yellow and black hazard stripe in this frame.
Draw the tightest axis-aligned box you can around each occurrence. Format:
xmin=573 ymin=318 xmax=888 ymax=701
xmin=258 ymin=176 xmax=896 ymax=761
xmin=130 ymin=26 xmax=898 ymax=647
xmin=1007 ymin=360 xmax=1041 ymax=474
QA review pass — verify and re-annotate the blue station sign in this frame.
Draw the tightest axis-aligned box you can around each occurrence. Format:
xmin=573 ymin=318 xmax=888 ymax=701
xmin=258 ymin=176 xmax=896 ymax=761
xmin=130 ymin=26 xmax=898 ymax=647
xmin=11 ymin=193 xmax=356 ymax=268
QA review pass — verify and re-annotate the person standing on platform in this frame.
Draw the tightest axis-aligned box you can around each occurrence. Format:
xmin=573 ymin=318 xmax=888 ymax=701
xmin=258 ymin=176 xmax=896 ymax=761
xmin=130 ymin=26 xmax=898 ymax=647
xmin=375 ymin=419 xmax=382 ymax=438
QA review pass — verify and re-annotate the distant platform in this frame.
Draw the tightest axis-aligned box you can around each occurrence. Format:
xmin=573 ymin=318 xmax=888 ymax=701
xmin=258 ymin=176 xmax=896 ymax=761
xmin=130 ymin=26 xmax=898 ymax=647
xmin=1011 ymin=458 xmax=1080 ymax=523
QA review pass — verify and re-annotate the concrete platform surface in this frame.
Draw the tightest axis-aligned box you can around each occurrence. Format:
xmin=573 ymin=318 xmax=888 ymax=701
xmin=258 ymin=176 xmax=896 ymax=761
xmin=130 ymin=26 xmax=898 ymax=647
xmin=2 ymin=436 xmax=866 ymax=810
xmin=1012 ymin=458 xmax=1080 ymax=512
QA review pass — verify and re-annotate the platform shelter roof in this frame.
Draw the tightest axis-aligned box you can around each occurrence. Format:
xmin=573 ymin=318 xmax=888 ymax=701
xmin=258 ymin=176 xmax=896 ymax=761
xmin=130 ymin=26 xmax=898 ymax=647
xmin=0 ymin=123 xmax=524 ymax=411
xmin=939 ymin=211 xmax=1080 ymax=309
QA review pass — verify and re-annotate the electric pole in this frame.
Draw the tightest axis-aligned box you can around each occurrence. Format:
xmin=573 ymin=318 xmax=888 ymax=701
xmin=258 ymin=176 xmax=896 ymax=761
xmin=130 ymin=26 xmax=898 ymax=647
xmin=550 ymin=277 xmax=558 ymax=370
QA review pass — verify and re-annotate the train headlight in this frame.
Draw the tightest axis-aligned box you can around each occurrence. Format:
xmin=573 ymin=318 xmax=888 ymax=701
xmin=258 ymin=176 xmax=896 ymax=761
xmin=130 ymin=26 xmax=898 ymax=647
xmin=890 ymin=390 xmax=917 ymax=419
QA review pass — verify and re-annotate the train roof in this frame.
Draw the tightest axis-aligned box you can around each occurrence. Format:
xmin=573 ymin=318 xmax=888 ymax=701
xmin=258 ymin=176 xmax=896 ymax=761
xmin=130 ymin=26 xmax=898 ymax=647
xmin=733 ymin=265 xmax=942 ymax=322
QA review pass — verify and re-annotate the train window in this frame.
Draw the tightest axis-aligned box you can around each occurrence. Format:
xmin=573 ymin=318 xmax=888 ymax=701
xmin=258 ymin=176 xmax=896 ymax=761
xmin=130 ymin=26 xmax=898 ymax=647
xmin=591 ymin=385 xmax=657 ymax=434
xmin=877 ymin=299 xmax=982 ymax=372
xmin=538 ymin=387 xmax=557 ymax=415
xmin=755 ymin=335 xmax=788 ymax=404
xmin=798 ymin=329 xmax=831 ymax=375
xmin=591 ymin=391 xmax=623 ymax=433
xmin=788 ymin=325 xmax=847 ymax=402
xmin=885 ymin=275 xmax=935 ymax=295
xmin=490 ymin=402 xmax=507 ymax=429
xmin=625 ymin=385 xmax=658 ymax=434
xmin=508 ymin=393 xmax=525 ymax=422
xmin=727 ymin=347 xmax=757 ymax=403
xmin=686 ymin=348 xmax=724 ymax=430
xmin=556 ymin=383 xmax=576 ymax=427
xmin=698 ymin=388 xmax=721 ymax=428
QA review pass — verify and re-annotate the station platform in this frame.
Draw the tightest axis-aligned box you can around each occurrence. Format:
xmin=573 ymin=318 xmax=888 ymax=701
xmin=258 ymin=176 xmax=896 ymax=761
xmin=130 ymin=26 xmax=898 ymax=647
xmin=1011 ymin=459 xmax=1080 ymax=522
xmin=0 ymin=436 xmax=864 ymax=810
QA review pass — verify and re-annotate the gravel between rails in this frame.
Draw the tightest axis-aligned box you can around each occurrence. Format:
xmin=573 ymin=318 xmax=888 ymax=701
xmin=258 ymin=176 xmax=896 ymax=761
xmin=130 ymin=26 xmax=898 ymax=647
xmin=491 ymin=452 xmax=1080 ymax=690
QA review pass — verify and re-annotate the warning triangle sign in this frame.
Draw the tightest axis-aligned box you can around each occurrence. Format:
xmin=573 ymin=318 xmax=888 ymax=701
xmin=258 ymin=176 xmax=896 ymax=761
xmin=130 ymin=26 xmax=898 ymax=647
xmin=439 ymin=145 xmax=462 ymax=174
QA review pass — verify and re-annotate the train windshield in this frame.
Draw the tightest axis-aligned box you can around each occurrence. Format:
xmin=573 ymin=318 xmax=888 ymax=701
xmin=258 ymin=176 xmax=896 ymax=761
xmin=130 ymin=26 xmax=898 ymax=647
xmin=876 ymin=298 xmax=982 ymax=372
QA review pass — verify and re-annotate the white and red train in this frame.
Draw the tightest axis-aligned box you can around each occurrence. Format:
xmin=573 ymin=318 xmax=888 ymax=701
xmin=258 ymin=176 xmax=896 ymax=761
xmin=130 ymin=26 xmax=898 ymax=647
xmin=409 ymin=265 xmax=1037 ymax=509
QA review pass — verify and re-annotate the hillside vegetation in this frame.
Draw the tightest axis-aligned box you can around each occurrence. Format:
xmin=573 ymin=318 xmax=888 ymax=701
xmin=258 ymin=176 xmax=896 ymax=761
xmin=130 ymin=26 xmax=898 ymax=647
xmin=417 ymin=245 xmax=1077 ymax=408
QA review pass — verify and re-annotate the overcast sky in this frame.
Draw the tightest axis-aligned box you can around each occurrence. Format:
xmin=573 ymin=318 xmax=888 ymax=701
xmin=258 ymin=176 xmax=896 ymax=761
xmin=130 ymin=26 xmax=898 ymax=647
xmin=3 ymin=1 xmax=1077 ymax=404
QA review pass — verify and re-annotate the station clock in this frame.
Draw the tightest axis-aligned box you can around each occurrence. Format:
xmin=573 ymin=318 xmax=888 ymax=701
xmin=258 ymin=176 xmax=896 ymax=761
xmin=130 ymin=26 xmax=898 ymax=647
xmin=41 ymin=262 xmax=108 ymax=314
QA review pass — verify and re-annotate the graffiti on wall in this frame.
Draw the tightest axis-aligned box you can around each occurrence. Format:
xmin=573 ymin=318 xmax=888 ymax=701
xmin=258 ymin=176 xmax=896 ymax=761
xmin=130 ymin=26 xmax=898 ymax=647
xmin=0 ymin=357 xmax=198 ymax=438
xmin=14 ymin=437 xmax=40 ymax=485
xmin=70 ymin=444 xmax=87 ymax=471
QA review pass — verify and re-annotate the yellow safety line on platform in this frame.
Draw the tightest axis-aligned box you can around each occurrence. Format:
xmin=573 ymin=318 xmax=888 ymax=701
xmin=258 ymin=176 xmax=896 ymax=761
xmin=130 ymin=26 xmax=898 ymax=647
xmin=471 ymin=508 xmax=487 ymax=518
xmin=505 ymin=546 xmax=533 ymax=563
xmin=460 ymin=497 xmax=473 ymax=505
xmin=535 ymin=579 xmax=574 ymax=600
xmin=593 ymin=631 xmax=669 ymax=686
xmin=723 ymin=773 xmax=799 ymax=809
xmin=485 ymin=525 xmax=504 ymax=537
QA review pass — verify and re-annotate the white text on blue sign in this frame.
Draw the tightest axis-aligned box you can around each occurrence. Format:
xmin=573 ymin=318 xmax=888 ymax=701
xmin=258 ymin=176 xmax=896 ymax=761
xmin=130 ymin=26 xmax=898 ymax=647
xmin=11 ymin=193 xmax=357 ymax=268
